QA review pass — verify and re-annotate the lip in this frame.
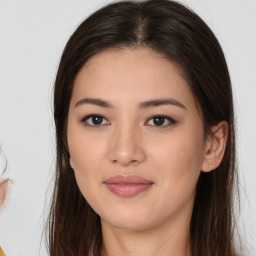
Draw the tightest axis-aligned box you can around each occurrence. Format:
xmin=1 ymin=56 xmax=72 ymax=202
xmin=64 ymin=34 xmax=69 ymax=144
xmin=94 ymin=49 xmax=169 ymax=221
xmin=103 ymin=175 xmax=154 ymax=198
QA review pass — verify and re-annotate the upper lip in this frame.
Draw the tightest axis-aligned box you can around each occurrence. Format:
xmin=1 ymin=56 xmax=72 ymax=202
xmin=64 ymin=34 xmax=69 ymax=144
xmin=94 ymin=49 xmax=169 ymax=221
xmin=104 ymin=175 xmax=153 ymax=184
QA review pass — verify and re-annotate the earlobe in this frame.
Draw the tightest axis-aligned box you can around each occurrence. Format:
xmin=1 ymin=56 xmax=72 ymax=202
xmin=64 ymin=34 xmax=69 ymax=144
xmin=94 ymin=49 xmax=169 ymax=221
xmin=201 ymin=121 xmax=228 ymax=172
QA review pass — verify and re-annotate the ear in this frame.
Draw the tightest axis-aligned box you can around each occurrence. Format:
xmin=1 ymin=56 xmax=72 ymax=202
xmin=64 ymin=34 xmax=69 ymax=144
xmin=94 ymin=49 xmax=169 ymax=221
xmin=70 ymin=157 xmax=74 ymax=169
xmin=201 ymin=121 xmax=228 ymax=172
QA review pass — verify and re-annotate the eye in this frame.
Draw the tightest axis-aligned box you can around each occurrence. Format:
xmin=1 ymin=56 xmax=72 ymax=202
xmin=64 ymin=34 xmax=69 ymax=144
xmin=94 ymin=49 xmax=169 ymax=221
xmin=81 ymin=114 xmax=110 ymax=127
xmin=145 ymin=115 xmax=176 ymax=128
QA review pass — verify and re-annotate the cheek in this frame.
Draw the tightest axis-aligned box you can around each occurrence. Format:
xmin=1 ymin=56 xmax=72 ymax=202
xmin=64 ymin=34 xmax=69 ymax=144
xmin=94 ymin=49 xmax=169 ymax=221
xmin=143 ymin=143 xmax=202 ymax=221
xmin=68 ymin=124 xmax=105 ymax=170
xmin=68 ymin=133 xmax=110 ymax=216
xmin=67 ymin=125 xmax=106 ymax=194
xmin=149 ymin=128 xmax=205 ymax=197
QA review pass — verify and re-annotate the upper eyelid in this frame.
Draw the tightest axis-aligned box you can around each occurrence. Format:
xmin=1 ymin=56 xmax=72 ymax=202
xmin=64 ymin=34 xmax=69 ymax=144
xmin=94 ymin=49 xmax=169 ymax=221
xmin=81 ymin=114 xmax=176 ymax=126
xmin=81 ymin=114 xmax=110 ymax=126
xmin=81 ymin=114 xmax=173 ymax=121
xmin=146 ymin=114 xmax=175 ymax=122
xmin=145 ymin=116 xmax=176 ymax=128
xmin=81 ymin=114 xmax=105 ymax=122
xmin=81 ymin=115 xmax=110 ymax=129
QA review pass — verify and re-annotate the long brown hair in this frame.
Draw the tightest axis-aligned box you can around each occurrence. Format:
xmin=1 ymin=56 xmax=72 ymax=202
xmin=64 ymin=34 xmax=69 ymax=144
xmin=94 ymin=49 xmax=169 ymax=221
xmin=47 ymin=0 xmax=241 ymax=255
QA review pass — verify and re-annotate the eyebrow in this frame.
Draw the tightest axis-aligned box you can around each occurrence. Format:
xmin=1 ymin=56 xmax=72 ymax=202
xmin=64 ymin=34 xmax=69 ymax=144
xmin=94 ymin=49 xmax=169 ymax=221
xmin=75 ymin=98 xmax=112 ymax=108
xmin=75 ymin=98 xmax=186 ymax=110
xmin=139 ymin=99 xmax=186 ymax=109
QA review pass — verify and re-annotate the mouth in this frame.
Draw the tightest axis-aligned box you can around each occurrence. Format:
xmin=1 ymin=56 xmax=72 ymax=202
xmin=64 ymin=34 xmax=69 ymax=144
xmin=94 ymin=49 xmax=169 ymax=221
xmin=103 ymin=175 xmax=154 ymax=198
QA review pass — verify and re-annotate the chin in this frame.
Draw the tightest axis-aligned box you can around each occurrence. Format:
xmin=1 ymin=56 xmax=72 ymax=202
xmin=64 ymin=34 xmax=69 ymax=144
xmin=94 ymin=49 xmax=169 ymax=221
xmin=100 ymin=207 xmax=160 ymax=231
xmin=104 ymin=218 xmax=155 ymax=231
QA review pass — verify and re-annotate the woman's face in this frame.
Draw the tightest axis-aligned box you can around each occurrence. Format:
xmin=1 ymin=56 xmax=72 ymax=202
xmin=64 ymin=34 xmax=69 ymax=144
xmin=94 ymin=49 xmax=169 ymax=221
xmin=67 ymin=47 xmax=209 ymax=230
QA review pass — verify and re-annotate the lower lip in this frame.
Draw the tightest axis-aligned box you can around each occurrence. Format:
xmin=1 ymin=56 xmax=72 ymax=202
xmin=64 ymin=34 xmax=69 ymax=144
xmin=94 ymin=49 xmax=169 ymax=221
xmin=105 ymin=183 xmax=153 ymax=198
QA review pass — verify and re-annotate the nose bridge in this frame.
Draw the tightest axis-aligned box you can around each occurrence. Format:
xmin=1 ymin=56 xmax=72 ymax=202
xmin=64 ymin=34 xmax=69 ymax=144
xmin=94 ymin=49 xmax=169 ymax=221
xmin=108 ymin=120 xmax=146 ymax=166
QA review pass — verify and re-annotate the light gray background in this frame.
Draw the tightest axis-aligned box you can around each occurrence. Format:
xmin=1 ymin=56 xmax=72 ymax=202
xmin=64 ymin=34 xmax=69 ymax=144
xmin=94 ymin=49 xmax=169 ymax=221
xmin=0 ymin=0 xmax=255 ymax=255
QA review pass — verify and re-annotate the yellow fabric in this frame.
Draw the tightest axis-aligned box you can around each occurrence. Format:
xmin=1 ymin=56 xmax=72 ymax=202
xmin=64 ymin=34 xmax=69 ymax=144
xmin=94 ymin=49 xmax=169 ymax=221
xmin=0 ymin=246 xmax=6 ymax=256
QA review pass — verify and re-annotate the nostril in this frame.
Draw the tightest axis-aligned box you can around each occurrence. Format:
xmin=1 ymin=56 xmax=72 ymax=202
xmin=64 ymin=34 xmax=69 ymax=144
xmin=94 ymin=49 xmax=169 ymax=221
xmin=111 ymin=158 xmax=140 ymax=167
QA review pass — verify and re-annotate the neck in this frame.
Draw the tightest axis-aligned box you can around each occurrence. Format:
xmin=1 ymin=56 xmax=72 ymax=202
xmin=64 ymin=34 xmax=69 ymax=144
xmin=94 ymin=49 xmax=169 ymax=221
xmin=100 ymin=213 xmax=191 ymax=256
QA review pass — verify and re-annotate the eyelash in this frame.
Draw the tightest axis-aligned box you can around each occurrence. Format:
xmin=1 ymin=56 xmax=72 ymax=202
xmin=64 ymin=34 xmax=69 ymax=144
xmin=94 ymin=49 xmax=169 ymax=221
xmin=80 ymin=114 xmax=176 ymax=129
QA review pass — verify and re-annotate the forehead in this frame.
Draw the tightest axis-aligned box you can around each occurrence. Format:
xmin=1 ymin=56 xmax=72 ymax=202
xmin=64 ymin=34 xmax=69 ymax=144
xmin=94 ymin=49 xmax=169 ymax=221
xmin=77 ymin=47 xmax=186 ymax=83
xmin=71 ymin=47 xmax=197 ymax=112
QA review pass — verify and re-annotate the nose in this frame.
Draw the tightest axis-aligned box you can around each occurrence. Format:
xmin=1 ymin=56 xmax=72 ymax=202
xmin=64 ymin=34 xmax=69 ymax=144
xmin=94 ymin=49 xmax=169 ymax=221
xmin=108 ymin=124 xmax=146 ymax=166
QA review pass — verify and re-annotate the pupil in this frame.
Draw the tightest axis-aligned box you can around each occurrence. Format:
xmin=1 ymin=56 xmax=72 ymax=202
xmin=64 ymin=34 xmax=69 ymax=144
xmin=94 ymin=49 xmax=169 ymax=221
xmin=92 ymin=116 xmax=102 ymax=125
xmin=153 ymin=117 xmax=164 ymax=126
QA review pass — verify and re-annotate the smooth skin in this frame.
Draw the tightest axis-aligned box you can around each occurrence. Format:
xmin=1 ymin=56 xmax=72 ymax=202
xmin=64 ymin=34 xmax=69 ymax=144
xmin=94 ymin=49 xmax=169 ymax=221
xmin=67 ymin=47 xmax=228 ymax=256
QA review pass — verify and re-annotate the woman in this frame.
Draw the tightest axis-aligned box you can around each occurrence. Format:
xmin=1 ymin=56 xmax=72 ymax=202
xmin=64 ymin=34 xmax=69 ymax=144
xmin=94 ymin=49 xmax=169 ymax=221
xmin=47 ymin=0 xmax=242 ymax=255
